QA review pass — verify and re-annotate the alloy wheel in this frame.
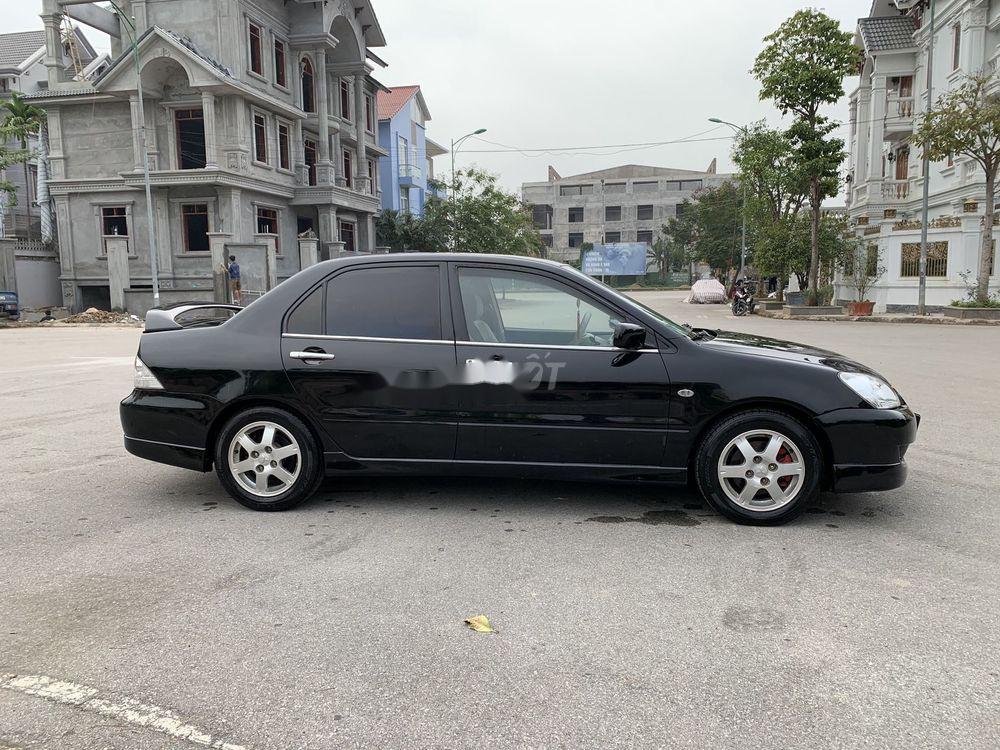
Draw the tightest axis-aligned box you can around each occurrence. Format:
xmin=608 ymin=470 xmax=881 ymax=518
xmin=717 ymin=429 xmax=805 ymax=511
xmin=227 ymin=421 xmax=302 ymax=498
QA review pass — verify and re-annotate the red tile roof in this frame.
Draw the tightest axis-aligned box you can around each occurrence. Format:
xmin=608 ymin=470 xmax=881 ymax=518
xmin=377 ymin=85 xmax=420 ymax=120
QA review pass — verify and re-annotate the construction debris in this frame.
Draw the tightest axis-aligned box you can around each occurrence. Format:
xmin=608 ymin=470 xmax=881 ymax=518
xmin=60 ymin=308 xmax=140 ymax=325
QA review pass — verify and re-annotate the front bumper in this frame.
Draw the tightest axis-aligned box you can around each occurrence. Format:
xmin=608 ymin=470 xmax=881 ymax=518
xmin=816 ymin=406 xmax=919 ymax=493
xmin=120 ymin=390 xmax=220 ymax=472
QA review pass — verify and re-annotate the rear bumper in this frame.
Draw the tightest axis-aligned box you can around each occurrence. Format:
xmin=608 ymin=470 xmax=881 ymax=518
xmin=817 ymin=406 xmax=919 ymax=493
xmin=120 ymin=390 xmax=219 ymax=472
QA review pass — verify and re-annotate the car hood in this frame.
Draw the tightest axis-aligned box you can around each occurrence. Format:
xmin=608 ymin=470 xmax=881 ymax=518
xmin=696 ymin=329 xmax=880 ymax=375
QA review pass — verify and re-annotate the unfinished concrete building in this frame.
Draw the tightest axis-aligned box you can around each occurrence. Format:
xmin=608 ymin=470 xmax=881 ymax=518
xmin=522 ymin=163 xmax=732 ymax=264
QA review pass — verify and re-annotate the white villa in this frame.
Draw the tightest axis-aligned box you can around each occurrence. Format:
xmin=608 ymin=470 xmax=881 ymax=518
xmin=842 ymin=0 xmax=1000 ymax=311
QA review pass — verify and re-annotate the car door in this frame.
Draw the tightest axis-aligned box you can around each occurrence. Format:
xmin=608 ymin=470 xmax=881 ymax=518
xmin=281 ymin=261 xmax=458 ymax=461
xmin=449 ymin=262 xmax=671 ymax=467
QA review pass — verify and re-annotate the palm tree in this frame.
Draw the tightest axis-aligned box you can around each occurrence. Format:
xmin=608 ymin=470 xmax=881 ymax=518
xmin=2 ymin=94 xmax=45 ymax=241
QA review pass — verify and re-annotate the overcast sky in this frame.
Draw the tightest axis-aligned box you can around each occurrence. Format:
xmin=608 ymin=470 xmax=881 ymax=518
xmin=7 ymin=0 xmax=870 ymax=194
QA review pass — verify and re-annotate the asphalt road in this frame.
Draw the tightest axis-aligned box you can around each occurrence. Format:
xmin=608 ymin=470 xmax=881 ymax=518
xmin=2 ymin=293 xmax=998 ymax=750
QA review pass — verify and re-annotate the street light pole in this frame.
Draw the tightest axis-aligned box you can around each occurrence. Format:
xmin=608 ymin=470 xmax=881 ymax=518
xmin=917 ymin=0 xmax=936 ymax=315
xmin=709 ymin=118 xmax=748 ymax=278
xmin=110 ymin=2 xmax=160 ymax=308
xmin=448 ymin=128 xmax=486 ymax=250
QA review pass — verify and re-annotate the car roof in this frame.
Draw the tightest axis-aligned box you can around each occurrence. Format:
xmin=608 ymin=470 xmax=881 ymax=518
xmin=328 ymin=252 xmax=568 ymax=270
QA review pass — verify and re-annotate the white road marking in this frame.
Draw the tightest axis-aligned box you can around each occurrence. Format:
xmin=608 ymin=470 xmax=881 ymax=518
xmin=0 ymin=674 xmax=250 ymax=750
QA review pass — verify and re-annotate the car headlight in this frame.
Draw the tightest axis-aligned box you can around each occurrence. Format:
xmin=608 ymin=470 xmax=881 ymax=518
xmin=134 ymin=356 xmax=164 ymax=390
xmin=838 ymin=372 xmax=900 ymax=409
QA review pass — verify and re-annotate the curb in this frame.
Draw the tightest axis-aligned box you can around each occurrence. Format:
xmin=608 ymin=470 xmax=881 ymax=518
xmin=755 ymin=311 xmax=1000 ymax=326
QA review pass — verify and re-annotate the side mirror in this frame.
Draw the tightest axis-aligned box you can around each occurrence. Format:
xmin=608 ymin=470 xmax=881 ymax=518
xmin=612 ymin=322 xmax=647 ymax=350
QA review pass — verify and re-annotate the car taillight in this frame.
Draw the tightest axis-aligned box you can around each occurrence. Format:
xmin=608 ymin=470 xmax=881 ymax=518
xmin=134 ymin=356 xmax=164 ymax=390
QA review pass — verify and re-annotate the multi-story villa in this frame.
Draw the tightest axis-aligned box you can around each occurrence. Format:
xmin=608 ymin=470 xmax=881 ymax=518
xmin=522 ymin=163 xmax=730 ymax=264
xmin=29 ymin=0 xmax=389 ymax=313
xmin=376 ymin=84 xmax=447 ymax=217
xmin=843 ymin=0 xmax=1000 ymax=310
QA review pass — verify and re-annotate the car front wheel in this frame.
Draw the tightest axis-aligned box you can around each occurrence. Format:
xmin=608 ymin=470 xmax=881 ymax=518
xmin=695 ymin=409 xmax=822 ymax=525
xmin=214 ymin=407 xmax=323 ymax=511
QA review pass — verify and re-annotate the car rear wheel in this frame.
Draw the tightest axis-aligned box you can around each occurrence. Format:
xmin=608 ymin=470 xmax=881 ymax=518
xmin=695 ymin=409 xmax=822 ymax=525
xmin=214 ymin=407 xmax=323 ymax=511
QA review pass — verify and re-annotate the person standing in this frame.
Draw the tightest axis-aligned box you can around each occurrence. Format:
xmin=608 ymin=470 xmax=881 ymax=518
xmin=221 ymin=255 xmax=242 ymax=305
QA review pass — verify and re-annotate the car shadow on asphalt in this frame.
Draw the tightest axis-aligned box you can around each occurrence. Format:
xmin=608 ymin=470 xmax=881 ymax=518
xmin=156 ymin=470 xmax=906 ymax=529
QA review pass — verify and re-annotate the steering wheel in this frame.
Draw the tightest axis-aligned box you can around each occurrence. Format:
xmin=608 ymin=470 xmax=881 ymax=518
xmin=572 ymin=312 xmax=593 ymax=345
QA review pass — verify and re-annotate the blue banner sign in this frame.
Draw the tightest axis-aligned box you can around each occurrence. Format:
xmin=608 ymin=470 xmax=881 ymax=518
xmin=582 ymin=243 xmax=648 ymax=276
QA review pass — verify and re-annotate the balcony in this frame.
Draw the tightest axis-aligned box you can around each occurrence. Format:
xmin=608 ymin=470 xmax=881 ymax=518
xmin=398 ymin=163 xmax=421 ymax=187
xmin=885 ymin=93 xmax=915 ymax=137
xmin=881 ymin=179 xmax=911 ymax=201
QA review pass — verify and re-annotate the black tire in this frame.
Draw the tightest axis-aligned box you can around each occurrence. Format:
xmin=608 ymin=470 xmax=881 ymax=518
xmin=214 ymin=407 xmax=323 ymax=511
xmin=732 ymin=299 xmax=748 ymax=317
xmin=694 ymin=409 xmax=823 ymax=525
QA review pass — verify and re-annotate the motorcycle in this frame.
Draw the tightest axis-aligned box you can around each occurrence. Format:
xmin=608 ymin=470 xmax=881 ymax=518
xmin=731 ymin=278 xmax=755 ymax=317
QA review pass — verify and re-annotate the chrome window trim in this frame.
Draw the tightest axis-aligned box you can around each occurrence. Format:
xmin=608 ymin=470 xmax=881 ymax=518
xmin=456 ymin=340 xmax=659 ymax=353
xmin=282 ymin=332 xmax=453 ymax=345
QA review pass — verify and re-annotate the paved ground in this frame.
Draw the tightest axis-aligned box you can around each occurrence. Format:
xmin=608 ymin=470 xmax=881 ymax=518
xmin=2 ymin=292 xmax=998 ymax=750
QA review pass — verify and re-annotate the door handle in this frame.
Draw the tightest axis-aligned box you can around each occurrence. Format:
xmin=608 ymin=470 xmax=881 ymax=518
xmin=290 ymin=351 xmax=336 ymax=362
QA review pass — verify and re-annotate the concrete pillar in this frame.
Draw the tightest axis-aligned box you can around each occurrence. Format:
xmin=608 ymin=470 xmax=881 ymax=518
xmin=207 ymin=232 xmax=231 ymax=302
xmin=0 ymin=238 xmax=17 ymax=296
xmin=353 ymin=73 xmax=369 ymax=192
xmin=317 ymin=205 xmax=338 ymax=259
xmin=298 ymin=234 xmax=319 ymax=269
xmin=220 ymin=188 xmax=244 ymax=243
xmin=105 ymin=236 xmax=131 ymax=310
xmin=255 ymin=234 xmax=278 ymax=290
xmin=867 ymin=75 xmax=887 ymax=198
xmin=201 ymin=91 xmax=218 ymax=169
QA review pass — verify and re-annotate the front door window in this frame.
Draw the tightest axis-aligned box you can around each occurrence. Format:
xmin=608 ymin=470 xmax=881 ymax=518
xmin=457 ymin=268 xmax=617 ymax=347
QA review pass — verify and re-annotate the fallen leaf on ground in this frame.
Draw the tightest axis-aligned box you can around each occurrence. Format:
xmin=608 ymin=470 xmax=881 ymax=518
xmin=464 ymin=615 xmax=496 ymax=633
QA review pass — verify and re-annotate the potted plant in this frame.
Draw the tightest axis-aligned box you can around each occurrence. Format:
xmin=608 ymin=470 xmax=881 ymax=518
xmin=844 ymin=243 xmax=885 ymax=316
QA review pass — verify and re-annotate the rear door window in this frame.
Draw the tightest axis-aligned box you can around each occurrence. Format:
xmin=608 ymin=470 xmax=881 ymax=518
xmin=286 ymin=285 xmax=324 ymax=334
xmin=326 ymin=265 xmax=442 ymax=340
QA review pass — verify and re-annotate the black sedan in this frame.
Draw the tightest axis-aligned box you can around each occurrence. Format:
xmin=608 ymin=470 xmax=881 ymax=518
xmin=121 ymin=254 xmax=918 ymax=524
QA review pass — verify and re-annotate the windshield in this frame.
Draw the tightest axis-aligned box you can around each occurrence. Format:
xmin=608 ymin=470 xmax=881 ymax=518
xmin=562 ymin=265 xmax=693 ymax=339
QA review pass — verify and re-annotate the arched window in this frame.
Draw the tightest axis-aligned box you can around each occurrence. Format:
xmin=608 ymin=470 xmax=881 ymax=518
xmin=301 ymin=58 xmax=315 ymax=113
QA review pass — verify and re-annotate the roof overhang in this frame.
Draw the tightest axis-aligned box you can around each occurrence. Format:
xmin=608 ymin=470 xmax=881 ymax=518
xmin=425 ymin=137 xmax=448 ymax=158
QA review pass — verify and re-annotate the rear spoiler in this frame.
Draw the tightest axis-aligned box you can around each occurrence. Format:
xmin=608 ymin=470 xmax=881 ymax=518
xmin=144 ymin=302 xmax=242 ymax=332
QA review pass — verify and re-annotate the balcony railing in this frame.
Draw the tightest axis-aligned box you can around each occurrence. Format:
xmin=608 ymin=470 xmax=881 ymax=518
xmin=882 ymin=179 xmax=911 ymax=201
xmin=885 ymin=94 xmax=915 ymax=132
xmin=399 ymin=164 xmax=420 ymax=180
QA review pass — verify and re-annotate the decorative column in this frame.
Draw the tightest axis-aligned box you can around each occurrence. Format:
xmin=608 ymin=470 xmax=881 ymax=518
xmin=294 ymin=118 xmax=306 ymax=184
xmin=220 ymin=188 xmax=245 ymax=244
xmin=41 ymin=13 xmax=63 ymax=88
xmin=333 ymin=132 xmax=346 ymax=187
xmin=855 ymin=78 xmax=871 ymax=184
xmin=867 ymin=75 xmax=887 ymax=201
xmin=129 ymin=93 xmax=145 ymax=172
xmin=963 ymin=2 xmax=988 ymax=72
xmin=353 ymin=72 xmax=369 ymax=192
xmin=201 ymin=91 xmax=218 ymax=169
xmin=105 ymin=236 xmax=131 ymax=311
xmin=314 ymin=49 xmax=334 ymax=184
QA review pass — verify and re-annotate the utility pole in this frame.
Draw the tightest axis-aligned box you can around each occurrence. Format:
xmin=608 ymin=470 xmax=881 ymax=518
xmin=917 ymin=0 xmax=936 ymax=315
xmin=110 ymin=2 xmax=160 ymax=308
xmin=708 ymin=118 xmax=748 ymax=277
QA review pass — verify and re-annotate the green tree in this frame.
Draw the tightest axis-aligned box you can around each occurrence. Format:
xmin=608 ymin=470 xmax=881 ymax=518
xmin=1 ymin=93 xmax=45 ymax=241
xmin=432 ymin=168 xmax=542 ymax=256
xmin=914 ymin=72 xmax=1000 ymax=304
xmin=754 ymin=211 xmax=850 ymax=298
xmin=662 ymin=184 xmax=745 ymax=279
xmin=731 ymin=122 xmax=811 ymax=300
xmin=752 ymin=9 xmax=856 ymax=304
